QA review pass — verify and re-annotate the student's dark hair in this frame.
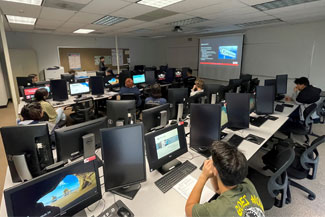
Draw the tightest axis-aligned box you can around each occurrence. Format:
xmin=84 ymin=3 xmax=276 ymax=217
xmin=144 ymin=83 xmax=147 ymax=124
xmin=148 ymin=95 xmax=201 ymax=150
xmin=68 ymin=69 xmax=76 ymax=74
xmin=28 ymin=74 xmax=37 ymax=79
xmin=100 ymin=56 xmax=105 ymax=60
xmin=21 ymin=102 xmax=43 ymax=121
xmin=294 ymin=77 xmax=309 ymax=86
xmin=187 ymin=68 xmax=192 ymax=74
xmin=151 ymin=83 xmax=162 ymax=99
xmin=211 ymin=141 xmax=248 ymax=186
xmin=34 ymin=88 xmax=48 ymax=101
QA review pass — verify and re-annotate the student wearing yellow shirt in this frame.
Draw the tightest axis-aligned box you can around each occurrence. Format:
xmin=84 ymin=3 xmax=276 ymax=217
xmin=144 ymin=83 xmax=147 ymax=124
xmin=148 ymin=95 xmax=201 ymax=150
xmin=34 ymin=88 xmax=66 ymax=124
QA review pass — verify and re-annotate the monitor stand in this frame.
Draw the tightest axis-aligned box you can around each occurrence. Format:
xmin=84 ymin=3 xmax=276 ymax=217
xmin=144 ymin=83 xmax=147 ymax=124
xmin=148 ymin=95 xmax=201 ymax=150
xmin=111 ymin=184 xmax=141 ymax=200
xmin=157 ymin=159 xmax=182 ymax=175
xmin=75 ymin=94 xmax=82 ymax=99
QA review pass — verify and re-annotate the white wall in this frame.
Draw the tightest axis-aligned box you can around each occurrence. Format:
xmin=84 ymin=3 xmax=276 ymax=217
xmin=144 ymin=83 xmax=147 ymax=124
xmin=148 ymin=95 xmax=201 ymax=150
xmin=5 ymin=32 xmax=160 ymax=73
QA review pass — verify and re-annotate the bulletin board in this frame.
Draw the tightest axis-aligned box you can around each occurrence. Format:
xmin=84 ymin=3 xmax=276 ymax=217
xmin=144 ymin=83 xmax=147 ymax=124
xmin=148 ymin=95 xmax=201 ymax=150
xmin=58 ymin=48 xmax=130 ymax=72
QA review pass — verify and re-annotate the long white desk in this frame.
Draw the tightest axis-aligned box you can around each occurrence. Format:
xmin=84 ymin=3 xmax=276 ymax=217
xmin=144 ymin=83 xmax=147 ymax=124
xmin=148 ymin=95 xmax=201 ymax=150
xmin=1 ymin=102 xmax=297 ymax=217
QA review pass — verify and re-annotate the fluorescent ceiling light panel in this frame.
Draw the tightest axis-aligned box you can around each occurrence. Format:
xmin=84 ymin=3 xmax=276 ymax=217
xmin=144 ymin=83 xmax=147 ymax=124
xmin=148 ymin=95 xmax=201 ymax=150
xmin=167 ymin=17 xmax=208 ymax=26
xmin=73 ymin=29 xmax=95 ymax=34
xmin=252 ymin=0 xmax=320 ymax=11
xmin=2 ymin=0 xmax=43 ymax=5
xmin=137 ymin=0 xmax=184 ymax=8
xmin=236 ymin=18 xmax=283 ymax=27
xmin=93 ymin=15 xmax=127 ymax=26
xmin=6 ymin=15 xmax=36 ymax=25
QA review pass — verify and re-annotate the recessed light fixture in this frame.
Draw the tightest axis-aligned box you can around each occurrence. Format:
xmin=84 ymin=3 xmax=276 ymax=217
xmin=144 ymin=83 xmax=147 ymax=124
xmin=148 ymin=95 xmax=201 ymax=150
xmin=6 ymin=15 xmax=36 ymax=25
xmin=151 ymin=35 xmax=166 ymax=38
xmin=252 ymin=0 xmax=320 ymax=11
xmin=235 ymin=19 xmax=283 ymax=27
xmin=167 ymin=17 xmax=208 ymax=26
xmin=137 ymin=0 xmax=184 ymax=8
xmin=73 ymin=29 xmax=95 ymax=34
xmin=2 ymin=0 xmax=43 ymax=6
xmin=93 ymin=15 xmax=127 ymax=26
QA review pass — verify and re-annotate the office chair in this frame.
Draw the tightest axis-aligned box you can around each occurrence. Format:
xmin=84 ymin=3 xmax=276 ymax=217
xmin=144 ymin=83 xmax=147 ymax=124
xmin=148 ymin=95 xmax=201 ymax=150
xmin=70 ymin=97 xmax=96 ymax=124
xmin=248 ymin=147 xmax=295 ymax=210
xmin=228 ymin=79 xmax=243 ymax=93
xmin=249 ymin=78 xmax=260 ymax=93
xmin=316 ymin=100 xmax=325 ymax=123
xmin=280 ymin=103 xmax=319 ymax=144
xmin=285 ymin=135 xmax=325 ymax=203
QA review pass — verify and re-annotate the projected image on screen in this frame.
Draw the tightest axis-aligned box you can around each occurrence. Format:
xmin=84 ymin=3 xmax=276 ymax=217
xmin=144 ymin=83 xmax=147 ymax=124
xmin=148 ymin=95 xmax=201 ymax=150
xmin=218 ymin=46 xmax=238 ymax=60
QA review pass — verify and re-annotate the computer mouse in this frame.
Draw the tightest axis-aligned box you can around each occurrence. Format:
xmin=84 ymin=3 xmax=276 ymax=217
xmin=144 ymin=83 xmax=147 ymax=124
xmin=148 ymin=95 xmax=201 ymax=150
xmin=117 ymin=207 xmax=131 ymax=217
xmin=246 ymin=136 xmax=258 ymax=142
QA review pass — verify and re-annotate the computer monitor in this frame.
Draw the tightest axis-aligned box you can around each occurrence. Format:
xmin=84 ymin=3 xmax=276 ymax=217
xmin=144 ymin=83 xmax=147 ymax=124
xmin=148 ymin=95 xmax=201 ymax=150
xmin=145 ymin=71 xmax=156 ymax=85
xmin=157 ymin=71 xmax=166 ymax=81
xmin=101 ymin=124 xmax=146 ymax=199
xmin=134 ymin=65 xmax=145 ymax=72
xmin=256 ymin=86 xmax=274 ymax=115
xmin=35 ymin=81 xmax=50 ymax=87
xmin=61 ymin=73 xmax=75 ymax=83
xmin=249 ymin=78 xmax=260 ymax=93
xmin=69 ymin=82 xmax=90 ymax=97
xmin=225 ymin=93 xmax=250 ymax=130
xmin=228 ymin=79 xmax=243 ymax=93
xmin=96 ymin=71 xmax=105 ymax=77
xmin=264 ymin=79 xmax=277 ymax=99
xmin=54 ymin=117 xmax=108 ymax=161
xmin=16 ymin=76 xmax=33 ymax=87
xmin=276 ymin=74 xmax=288 ymax=95
xmin=175 ymin=70 xmax=182 ymax=78
xmin=50 ymin=80 xmax=68 ymax=101
xmin=142 ymin=103 xmax=170 ymax=133
xmin=168 ymin=88 xmax=188 ymax=120
xmin=106 ymin=100 xmax=136 ymax=127
xmin=23 ymin=86 xmax=51 ymax=101
xmin=145 ymin=123 xmax=187 ymax=174
xmin=133 ymin=74 xmax=146 ymax=84
xmin=250 ymin=94 xmax=256 ymax=113
xmin=190 ymin=104 xmax=221 ymax=157
xmin=4 ymin=159 xmax=101 ymax=217
xmin=89 ymin=76 xmax=104 ymax=96
xmin=240 ymin=74 xmax=252 ymax=81
xmin=204 ymin=84 xmax=225 ymax=103
xmin=221 ymin=104 xmax=228 ymax=130
xmin=0 ymin=124 xmax=54 ymax=183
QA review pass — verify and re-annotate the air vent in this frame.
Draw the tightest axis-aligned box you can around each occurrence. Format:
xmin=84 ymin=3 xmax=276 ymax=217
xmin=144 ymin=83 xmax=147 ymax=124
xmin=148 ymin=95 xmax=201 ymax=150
xmin=235 ymin=18 xmax=283 ymax=27
xmin=167 ymin=17 xmax=208 ymax=26
xmin=133 ymin=9 xmax=177 ymax=22
xmin=43 ymin=0 xmax=87 ymax=11
xmin=252 ymin=0 xmax=320 ymax=11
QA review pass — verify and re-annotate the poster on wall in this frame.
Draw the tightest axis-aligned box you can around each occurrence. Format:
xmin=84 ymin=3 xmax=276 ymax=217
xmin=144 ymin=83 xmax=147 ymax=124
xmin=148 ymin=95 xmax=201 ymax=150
xmin=94 ymin=56 xmax=112 ymax=65
xmin=111 ymin=49 xmax=123 ymax=66
xmin=68 ymin=53 xmax=81 ymax=70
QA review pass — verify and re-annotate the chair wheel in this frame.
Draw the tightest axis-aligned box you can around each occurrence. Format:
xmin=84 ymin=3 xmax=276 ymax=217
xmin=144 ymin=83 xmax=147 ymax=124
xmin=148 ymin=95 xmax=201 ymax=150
xmin=286 ymin=198 xmax=291 ymax=204
xmin=308 ymin=195 xmax=315 ymax=200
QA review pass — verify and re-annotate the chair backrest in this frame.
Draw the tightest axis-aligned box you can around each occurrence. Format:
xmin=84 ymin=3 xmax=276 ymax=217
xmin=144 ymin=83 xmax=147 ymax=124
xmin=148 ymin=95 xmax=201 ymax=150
xmin=73 ymin=97 xmax=94 ymax=122
xmin=316 ymin=100 xmax=325 ymax=123
xmin=303 ymin=103 xmax=317 ymax=131
xmin=120 ymin=93 xmax=137 ymax=101
xmin=268 ymin=147 xmax=295 ymax=198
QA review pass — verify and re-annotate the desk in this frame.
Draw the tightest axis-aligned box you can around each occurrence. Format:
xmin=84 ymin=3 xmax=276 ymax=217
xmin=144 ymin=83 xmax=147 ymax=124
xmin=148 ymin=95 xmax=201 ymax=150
xmin=1 ymin=102 xmax=297 ymax=217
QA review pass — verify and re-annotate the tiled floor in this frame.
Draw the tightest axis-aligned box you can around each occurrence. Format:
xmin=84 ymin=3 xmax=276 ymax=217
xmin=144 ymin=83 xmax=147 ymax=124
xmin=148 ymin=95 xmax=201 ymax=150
xmin=0 ymin=102 xmax=16 ymax=204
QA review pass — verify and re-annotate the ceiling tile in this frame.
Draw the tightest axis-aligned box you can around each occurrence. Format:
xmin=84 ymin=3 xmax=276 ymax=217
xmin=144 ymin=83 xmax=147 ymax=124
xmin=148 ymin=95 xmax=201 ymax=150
xmin=9 ymin=23 xmax=35 ymax=30
xmin=111 ymin=3 xmax=157 ymax=18
xmin=133 ymin=9 xmax=177 ymax=21
xmin=165 ymin=0 xmax=222 ymax=13
xmin=82 ymin=24 xmax=106 ymax=30
xmin=0 ymin=1 xmax=41 ymax=18
xmin=63 ymin=0 xmax=93 ymax=4
xmin=35 ymin=19 xmax=64 ymax=28
xmin=40 ymin=7 xmax=76 ymax=21
xmin=81 ymin=0 xmax=132 ymax=15
xmin=43 ymin=0 xmax=88 ymax=11
xmin=68 ymin=12 xmax=104 ymax=24
xmin=239 ymin=0 xmax=273 ymax=6
xmin=155 ymin=13 xmax=194 ymax=24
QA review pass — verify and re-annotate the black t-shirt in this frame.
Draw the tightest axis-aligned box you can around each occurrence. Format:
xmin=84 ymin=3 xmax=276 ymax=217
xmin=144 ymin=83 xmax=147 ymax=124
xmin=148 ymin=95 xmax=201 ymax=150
xmin=296 ymin=85 xmax=321 ymax=104
xmin=99 ymin=61 xmax=107 ymax=72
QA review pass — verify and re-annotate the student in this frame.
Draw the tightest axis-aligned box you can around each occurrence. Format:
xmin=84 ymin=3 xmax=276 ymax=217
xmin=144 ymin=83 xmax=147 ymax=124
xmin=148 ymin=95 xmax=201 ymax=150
xmin=190 ymin=79 xmax=205 ymax=97
xmin=99 ymin=56 xmax=107 ymax=72
xmin=184 ymin=68 xmax=196 ymax=88
xmin=119 ymin=78 xmax=142 ymax=107
xmin=185 ymin=141 xmax=265 ymax=217
xmin=34 ymin=88 xmax=66 ymax=124
xmin=68 ymin=69 xmax=76 ymax=76
xmin=145 ymin=83 xmax=167 ymax=105
xmin=28 ymin=74 xmax=38 ymax=84
xmin=19 ymin=102 xmax=55 ymax=132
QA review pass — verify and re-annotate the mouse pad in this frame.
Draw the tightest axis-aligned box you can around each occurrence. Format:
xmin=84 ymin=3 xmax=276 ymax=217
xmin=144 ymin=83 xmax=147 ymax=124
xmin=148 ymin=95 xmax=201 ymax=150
xmin=244 ymin=134 xmax=265 ymax=145
xmin=97 ymin=200 xmax=134 ymax=217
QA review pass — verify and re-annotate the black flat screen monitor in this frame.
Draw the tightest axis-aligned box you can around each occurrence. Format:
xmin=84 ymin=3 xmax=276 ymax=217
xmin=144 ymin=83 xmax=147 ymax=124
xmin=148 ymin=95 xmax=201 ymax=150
xmin=23 ymin=85 xmax=51 ymax=101
xmin=250 ymin=94 xmax=256 ymax=113
xmin=4 ymin=159 xmax=101 ymax=217
xmin=89 ymin=76 xmax=104 ymax=95
xmin=69 ymin=82 xmax=90 ymax=96
xmin=240 ymin=74 xmax=252 ymax=81
xmin=276 ymin=74 xmax=288 ymax=95
xmin=133 ymin=74 xmax=146 ymax=84
xmin=0 ymin=124 xmax=54 ymax=182
xmin=16 ymin=76 xmax=32 ymax=87
xmin=50 ymin=80 xmax=68 ymax=101
xmin=168 ymin=88 xmax=188 ymax=119
xmin=190 ymin=104 xmax=221 ymax=157
xmin=106 ymin=100 xmax=136 ymax=127
xmin=96 ymin=71 xmax=105 ymax=77
xmin=142 ymin=103 xmax=170 ymax=133
xmin=264 ymin=79 xmax=276 ymax=98
xmin=221 ymin=104 xmax=228 ymax=130
xmin=54 ymin=117 xmax=108 ymax=161
xmin=256 ymin=86 xmax=274 ymax=115
xmin=61 ymin=74 xmax=75 ymax=83
xmin=145 ymin=123 xmax=187 ymax=174
xmin=101 ymin=124 xmax=146 ymax=199
xmin=145 ymin=71 xmax=156 ymax=85
xmin=225 ymin=93 xmax=250 ymax=130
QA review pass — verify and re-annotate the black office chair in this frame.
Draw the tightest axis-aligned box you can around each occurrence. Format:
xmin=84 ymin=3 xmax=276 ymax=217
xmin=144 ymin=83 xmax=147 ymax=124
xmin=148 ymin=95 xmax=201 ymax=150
xmin=316 ymin=99 xmax=325 ymax=123
xmin=248 ymin=147 xmax=295 ymax=210
xmin=70 ymin=97 xmax=96 ymax=124
xmin=286 ymin=135 xmax=325 ymax=202
xmin=280 ymin=103 xmax=318 ymax=144
xmin=249 ymin=78 xmax=260 ymax=93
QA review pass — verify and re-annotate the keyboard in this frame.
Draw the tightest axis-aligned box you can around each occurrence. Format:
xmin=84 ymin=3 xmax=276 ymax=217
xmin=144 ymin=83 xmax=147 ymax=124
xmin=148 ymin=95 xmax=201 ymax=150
xmin=155 ymin=160 xmax=197 ymax=193
xmin=227 ymin=134 xmax=244 ymax=147
xmin=250 ymin=116 xmax=268 ymax=127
